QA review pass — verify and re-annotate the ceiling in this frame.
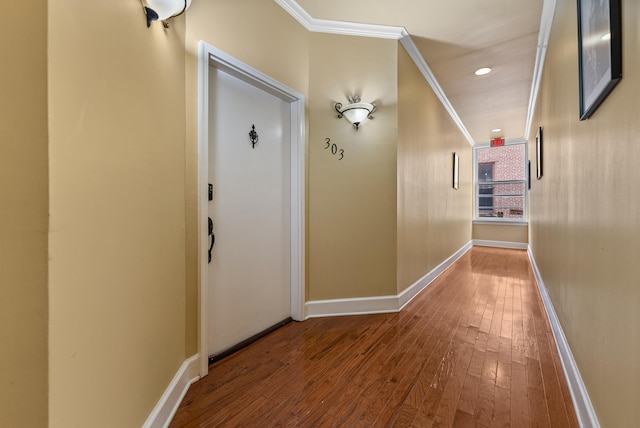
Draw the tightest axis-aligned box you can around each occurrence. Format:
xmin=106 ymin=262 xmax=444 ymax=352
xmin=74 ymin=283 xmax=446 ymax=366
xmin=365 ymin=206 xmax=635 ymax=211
xmin=281 ymin=0 xmax=546 ymax=145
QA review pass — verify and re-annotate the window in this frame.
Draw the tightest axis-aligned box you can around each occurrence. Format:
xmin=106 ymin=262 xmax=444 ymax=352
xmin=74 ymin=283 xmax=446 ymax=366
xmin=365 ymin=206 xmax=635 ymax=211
xmin=475 ymin=144 xmax=526 ymax=220
xmin=478 ymin=162 xmax=494 ymax=215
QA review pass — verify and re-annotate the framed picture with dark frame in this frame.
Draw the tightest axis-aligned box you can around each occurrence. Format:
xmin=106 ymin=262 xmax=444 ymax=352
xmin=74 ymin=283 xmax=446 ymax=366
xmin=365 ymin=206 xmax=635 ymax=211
xmin=577 ymin=0 xmax=622 ymax=120
xmin=536 ymin=127 xmax=543 ymax=180
xmin=452 ymin=152 xmax=459 ymax=190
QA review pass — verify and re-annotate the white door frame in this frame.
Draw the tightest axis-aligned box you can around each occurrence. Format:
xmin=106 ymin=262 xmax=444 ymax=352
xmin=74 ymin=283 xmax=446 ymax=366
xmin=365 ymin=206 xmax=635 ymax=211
xmin=197 ymin=41 xmax=306 ymax=377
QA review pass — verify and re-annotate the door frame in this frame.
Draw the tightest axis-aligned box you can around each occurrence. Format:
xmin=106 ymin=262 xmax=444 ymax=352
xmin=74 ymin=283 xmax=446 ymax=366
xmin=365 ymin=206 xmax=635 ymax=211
xmin=197 ymin=41 xmax=306 ymax=377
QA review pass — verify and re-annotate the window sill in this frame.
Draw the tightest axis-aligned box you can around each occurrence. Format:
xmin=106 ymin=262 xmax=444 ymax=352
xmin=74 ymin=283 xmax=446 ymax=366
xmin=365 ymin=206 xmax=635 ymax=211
xmin=473 ymin=220 xmax=528 ymax=226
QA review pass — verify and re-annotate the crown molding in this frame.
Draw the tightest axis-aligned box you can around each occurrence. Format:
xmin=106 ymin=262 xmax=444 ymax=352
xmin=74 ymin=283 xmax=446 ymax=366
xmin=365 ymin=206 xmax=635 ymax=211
xmin=398 ymin=35 xmax=475 ymax=146
xmin=524 ymin=0 xmax=557 ymax=140
xmin=274 ymin=0 xmax=475 ymax=146
xmin=274 ymin=0 xmax=407 ymax=39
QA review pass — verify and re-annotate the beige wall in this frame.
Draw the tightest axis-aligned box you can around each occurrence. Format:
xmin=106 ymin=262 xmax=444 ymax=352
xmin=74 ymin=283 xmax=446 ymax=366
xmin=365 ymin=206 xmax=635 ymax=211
xmin=529 ymin=0 xmax=640 ymax=425
xmin=397 ymin=45 xmax=472 ymax=293
xmin=184 ymin=0 xmax=309 ymax=354
xmin=308 ymin=34 xmax=398 ymax=300
xmin=0 ymin=1 xmax=49 ymax=427
xmin=0 ymin=1 xmax=485 ymax=426
xmin=473 ymin=223 xmax=528 ymax=243
xmin=48 ymin=1 xmax=187 ymax=426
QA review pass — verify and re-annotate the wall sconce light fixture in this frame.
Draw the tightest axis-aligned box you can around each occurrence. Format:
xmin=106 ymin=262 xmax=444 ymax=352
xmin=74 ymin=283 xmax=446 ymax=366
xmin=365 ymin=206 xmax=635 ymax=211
xmin=334 ymin=96 xmax=376 ymax=130
xmin=142 ymin=0 xmax=192 ymax=28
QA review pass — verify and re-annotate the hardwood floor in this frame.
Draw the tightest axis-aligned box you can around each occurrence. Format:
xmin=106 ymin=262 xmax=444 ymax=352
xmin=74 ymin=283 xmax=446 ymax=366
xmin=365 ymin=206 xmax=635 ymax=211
xmin=171 ymin=247 xmax=578 ymax=427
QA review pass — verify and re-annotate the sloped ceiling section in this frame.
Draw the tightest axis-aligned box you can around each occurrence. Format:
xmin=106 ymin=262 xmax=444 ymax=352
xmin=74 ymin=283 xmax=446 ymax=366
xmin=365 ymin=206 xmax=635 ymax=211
xmin=276 ymin=0 xmax=552 ymax=146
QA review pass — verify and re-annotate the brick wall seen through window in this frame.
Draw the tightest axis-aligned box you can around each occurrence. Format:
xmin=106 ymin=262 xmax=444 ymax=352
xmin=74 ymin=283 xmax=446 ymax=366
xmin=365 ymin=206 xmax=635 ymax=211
xmin=475 ymin=144 xmax=526 ymax=220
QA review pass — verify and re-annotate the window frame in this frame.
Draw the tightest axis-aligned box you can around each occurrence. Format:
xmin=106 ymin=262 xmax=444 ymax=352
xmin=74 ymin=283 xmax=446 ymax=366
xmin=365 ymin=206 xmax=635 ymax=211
xmin=473 ymin=141 xmax=528 ymax=224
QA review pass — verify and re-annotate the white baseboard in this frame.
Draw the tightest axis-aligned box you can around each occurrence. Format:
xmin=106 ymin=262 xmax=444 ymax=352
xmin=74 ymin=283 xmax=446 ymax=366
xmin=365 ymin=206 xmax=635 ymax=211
xmin=143 ymin=354 xmax=200 ymax=428
xmin=305 ymin=241 xmax=472 ymax=319
xmin=305 ymin=294 xmax=400 ymax=318
xmin=473 ymin=239 xmax=529 ymax=250
xmin=527 ymin=247 xmax=600 ymax=428
xmin=398 ymin=241 xmax=473 ymax=309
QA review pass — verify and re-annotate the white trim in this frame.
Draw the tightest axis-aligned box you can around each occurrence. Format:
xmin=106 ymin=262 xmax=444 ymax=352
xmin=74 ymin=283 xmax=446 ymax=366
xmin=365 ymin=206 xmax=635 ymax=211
xmin=305 ymin=241 xmax=472 ymax=318
xmin=142 ymin=355 xmax=200 ymax=428
xmin=473 ymin=220 xmax=528 ymax=227
xmin=524 ymin=0 xmax=557 ymax=139
xmin=527 ymin=247 xmax=600 ymax=428
xmin=305 ymin=295 xmax=400 ymax=319
xmin=274 ymin=0 xmax=475 ymax=147
xmin=197 ymin=41 xmax=306 ymax=377
xmin=289 ymin=83 xmax=306 ymax=324
xmin=273 ymin=0 xmax=312 ymax=31
xmin=274 ymin=0 xmax=406 ymax=39
xmin=309 ymin=20 xmax=405 ymax=39
xmin=399 ymin=35 xmax=474 ymax=147
xmin=472 ymin=239 xmax=528 ymax=250
xmin=398 ymin=241 xmax=473 ymax=308
xmin=197 ymin=41 xmax=209 ymax=378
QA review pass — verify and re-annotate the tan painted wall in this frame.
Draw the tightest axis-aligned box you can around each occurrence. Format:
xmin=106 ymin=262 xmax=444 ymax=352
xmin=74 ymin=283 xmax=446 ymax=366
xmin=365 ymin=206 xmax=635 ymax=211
xmin=397 ymin=45 xmax=472 ymax=293
xmin=0 ymin=1 xmax=49 ymax=426
xmin=48 ymin=2 xmax=187 ymax=426
xmin=529 ymin=0 xmax=640 ymax=425
xmin=473 ymin=223 xmax=528 ymax=243
xmin=184 ymin=0 xmax=309 ymax=354
xmin=308 ymin=34 xmax=398 ymax=300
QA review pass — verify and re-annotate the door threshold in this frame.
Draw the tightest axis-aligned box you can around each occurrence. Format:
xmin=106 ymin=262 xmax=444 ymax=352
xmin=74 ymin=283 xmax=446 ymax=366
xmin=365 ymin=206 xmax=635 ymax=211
xmin=208 ymin=317 xmax=293 ymax=365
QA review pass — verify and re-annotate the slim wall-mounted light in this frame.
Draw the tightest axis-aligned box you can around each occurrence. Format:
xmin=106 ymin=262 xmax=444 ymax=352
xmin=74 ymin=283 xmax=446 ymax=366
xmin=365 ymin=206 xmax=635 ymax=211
xmin=334 ymin=96 xmax=376 ymax=130
xmin=142 ymin=0 xmax=192 ymax=28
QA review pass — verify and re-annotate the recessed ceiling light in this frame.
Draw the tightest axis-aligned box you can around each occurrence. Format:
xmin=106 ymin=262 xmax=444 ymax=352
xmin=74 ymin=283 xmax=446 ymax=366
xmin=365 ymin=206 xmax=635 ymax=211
xmin=491 ymin=128 xmax=502 ymax=133
xmin=601 ymin=32 xmax=611 ymax=41
xmin=475 ymin=67 xmax=492 ymax=76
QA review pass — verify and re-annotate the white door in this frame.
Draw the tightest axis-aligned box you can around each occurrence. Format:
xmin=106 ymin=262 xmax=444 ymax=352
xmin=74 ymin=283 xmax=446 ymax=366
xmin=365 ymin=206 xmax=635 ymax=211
xmin=207 ymin=66 xmax=291 ymax=357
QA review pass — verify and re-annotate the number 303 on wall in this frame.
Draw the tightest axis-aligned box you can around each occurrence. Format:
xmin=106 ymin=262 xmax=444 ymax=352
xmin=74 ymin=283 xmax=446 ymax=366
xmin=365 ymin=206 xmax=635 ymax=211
xmin=324 ymin=138 xmax=344 ymax=160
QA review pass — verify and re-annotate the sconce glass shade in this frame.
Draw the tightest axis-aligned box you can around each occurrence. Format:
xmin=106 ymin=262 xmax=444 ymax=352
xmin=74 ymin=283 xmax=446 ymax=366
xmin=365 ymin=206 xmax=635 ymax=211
xmin=334 ymin=97 xmax=376 ymax=130
xmin=144 ymin=0 xmax=192 ymax=26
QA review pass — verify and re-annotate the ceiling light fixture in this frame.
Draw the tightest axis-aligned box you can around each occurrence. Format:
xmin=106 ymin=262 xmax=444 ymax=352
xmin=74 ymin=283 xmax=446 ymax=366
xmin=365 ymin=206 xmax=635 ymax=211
xmin=142 ymin=0 xmax=192 ymax=28
xmin=334 ymin=96 xmax=376 ymax=130
xmin=475 ymin=67 xmax=492 ymax=76
xmin=491 ymin=128 xmax=502 ymax=133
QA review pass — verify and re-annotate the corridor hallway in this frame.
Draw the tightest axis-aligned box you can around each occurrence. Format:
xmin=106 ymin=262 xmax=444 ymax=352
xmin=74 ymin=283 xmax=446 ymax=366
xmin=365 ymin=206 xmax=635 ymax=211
xmin=171 ymin=247 xmax=578 ymax=427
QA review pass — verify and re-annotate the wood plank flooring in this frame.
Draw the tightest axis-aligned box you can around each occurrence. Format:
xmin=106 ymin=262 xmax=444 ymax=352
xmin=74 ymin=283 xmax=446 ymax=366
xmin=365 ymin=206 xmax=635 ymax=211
xmin=171 ymin=247 xmax=578 ymax=427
